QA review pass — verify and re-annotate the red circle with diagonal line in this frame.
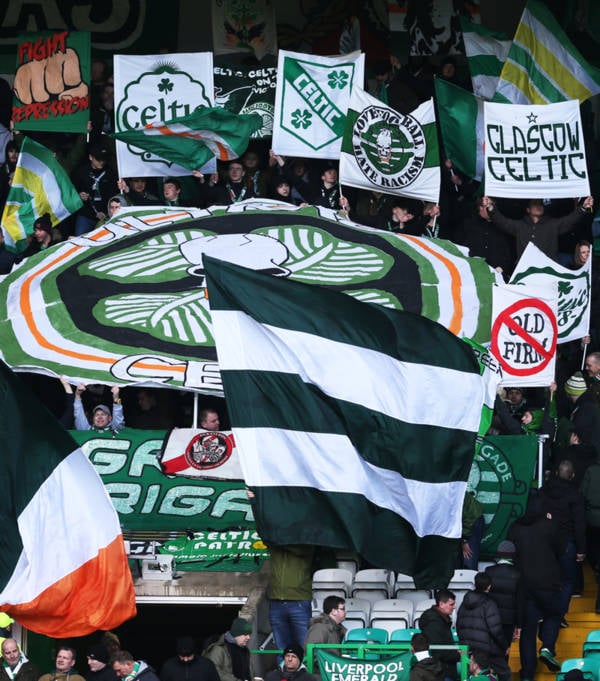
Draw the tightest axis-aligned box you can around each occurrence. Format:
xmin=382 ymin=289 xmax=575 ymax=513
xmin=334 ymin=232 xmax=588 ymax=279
xmin=490 ymin=298 xmax=557 ymax=376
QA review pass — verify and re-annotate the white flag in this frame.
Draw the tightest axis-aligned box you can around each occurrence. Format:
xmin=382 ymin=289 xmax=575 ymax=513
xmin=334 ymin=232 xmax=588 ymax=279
xmin=510 ymin=242 xmax=591 ymax=343
xmin=491 ymin=283 xmax=558 ymax=387
xmin=272 ymin=50 xmax=365 ymax=159
xmin=114 ymin=53 xmax=215 ymax=177
xmin=340 ymin=87 xmax=440 ymax=203
xmin=484 ymin=99 xmax=589 ymax=199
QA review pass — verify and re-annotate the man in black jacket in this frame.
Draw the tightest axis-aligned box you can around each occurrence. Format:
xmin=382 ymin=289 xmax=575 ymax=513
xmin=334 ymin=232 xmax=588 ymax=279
xmin=160 ymin=637 xmax=219 ymax=681
xmin=481 ymin=195 xmax=594 ymax=263
xmin=508 ymin=495 xmax=564 ymax=677
xmin=540 ymin=460 xmax=586 ymax=626
xmin=419 ymin=589 xmax=460 ymax=681
xmin=456 ymin=573 xmax=510 ymax=681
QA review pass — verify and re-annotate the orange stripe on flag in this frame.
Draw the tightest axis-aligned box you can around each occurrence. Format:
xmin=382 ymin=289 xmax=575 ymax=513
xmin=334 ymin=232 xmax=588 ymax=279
xmin=403 ymin=235 xmax=464 ymax=335
xmin=19 ymin=247 xmax=186 ymax=375
xmin=0 ymin=535 xmax=136 ymax=637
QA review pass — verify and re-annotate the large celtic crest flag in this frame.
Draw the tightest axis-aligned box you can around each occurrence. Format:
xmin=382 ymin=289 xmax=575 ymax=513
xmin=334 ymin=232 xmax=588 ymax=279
xmin=340 ymin=88 xmax=440 ymax=202
xmin=272 ymin=50 xmax=365 ymax=158
xmin=0 ymin=201 xmax=495 ymax=392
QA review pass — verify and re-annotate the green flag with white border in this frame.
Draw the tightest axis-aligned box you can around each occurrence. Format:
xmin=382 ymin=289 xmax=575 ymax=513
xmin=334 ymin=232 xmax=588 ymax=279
xmin=204 ymin=256 xmax=485 ymax=589
xmin=340 ymin=88 xmax=440 ymax=203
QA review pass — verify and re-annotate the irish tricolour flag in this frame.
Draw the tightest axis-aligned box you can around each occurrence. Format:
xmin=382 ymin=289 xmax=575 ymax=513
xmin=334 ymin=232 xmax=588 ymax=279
xmin=0 ymin=361 xmax=136 ymax=637
xmin=204 ymin=257 xmax=485 ymax=589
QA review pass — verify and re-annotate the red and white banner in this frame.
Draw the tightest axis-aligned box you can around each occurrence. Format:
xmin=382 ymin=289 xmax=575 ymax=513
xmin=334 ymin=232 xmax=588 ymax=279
xmin=490 ymin=283 xmax=558 ymax=387
xmin=161 ymin=429 xmax=242 ymax=479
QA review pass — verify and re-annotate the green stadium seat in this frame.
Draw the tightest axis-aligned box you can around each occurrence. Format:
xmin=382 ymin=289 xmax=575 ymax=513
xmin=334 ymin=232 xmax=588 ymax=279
xmin=584 ymin=631 xmax=600 ymax=657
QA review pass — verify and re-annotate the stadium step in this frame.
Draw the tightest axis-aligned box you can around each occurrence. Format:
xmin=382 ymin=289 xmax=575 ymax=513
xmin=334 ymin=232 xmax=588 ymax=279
xmin=509 ymin=565 xmax=600 ymax=681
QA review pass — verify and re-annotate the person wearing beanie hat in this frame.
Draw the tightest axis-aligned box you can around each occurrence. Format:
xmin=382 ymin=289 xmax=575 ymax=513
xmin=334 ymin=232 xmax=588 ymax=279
xmin=484 ymin=540 xmax=521 ymax=649
xmin=203 ymin=618 xmax=254 ymax=681
xmin=565 ymin=372 xmax=600 ymax=456
xmin=264 ymin=643 xmax=316 ymax=681
xmin=160 ymin=637 xmax=219 ymax=681
xmin=86 ymin=644 xmax=117 ymax=681
xmin=565 ymin=372 xmax=587 ymax=397
xmin=1 ymin=638 xmax=39 ymax=681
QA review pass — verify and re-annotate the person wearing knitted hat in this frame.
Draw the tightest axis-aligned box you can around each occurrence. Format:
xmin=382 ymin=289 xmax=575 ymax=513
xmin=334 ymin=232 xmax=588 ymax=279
xmin=160 ymin=636 xmax=219 ymax=681
xmin=203 ymin=618 xmax=254 ymax=681
xmin=565 ymin=372 xmax=600 ymax=455
xmin=86 ymin=644 xmax=117 ymax=681
xmin=265 ymin=643 xmax=315 ymax=681
xmin=484 ymin=540 xmax=521 ymax=647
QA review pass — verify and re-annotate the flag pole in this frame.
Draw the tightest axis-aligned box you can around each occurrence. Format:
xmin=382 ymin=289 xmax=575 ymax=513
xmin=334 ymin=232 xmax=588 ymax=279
xmin=581 ymin=336 xmax=589 ymax=370
xmin=192 ymin=392 xmax=199 ymax=428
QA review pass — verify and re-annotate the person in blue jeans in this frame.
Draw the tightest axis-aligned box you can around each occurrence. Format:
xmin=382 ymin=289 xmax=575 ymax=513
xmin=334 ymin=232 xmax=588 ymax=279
xmin=267 ymin=545 xmax=315 ymax=658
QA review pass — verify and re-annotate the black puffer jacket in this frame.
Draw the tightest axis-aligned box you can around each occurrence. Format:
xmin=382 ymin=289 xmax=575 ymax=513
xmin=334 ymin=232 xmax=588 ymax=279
xmin=485 ymin=562 xmax=522 ymax=629
xmin=456 ymin=591 xmax=508 ymax=655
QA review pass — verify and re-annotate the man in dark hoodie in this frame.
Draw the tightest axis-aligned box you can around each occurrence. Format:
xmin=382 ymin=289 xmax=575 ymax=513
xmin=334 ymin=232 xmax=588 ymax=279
xmin=456 ymin=573 xmax=510 ymax=681
xmin=540 ymin=460 xmax=586 ymax=626
xmin=265 ymin=644 xmax=316 ymax=681
xmin=86 ymin=644 xmax=117 ymax=681
xmin=409 ymin=633 xmax=444 ymax=681
xmin=160 ymin=637 xmax=219 ymax=681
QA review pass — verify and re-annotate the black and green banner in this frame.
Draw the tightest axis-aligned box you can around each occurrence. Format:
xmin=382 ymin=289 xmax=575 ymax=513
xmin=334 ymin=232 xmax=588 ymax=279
xmin=214 ymin=58 xmax=277 ymax=138
xmin=473 ymin=435 xmax=538 ymax=557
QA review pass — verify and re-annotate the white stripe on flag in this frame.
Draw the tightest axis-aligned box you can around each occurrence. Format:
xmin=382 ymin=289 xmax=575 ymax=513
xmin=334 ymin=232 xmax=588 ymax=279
xmin=213 ymin=309 xmax=483 ymax=432
xmin=236 ymin=427 xmax=466 ymax=538
xmin=0 ymin=448 xmax=121 ymax=603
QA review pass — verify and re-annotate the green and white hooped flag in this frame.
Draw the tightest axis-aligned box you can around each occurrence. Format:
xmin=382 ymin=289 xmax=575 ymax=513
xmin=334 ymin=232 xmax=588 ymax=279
xmin=272 ymin=50 xmax=365 ymax=159
xmin=340 ymin=88 xmax=440 ymax=203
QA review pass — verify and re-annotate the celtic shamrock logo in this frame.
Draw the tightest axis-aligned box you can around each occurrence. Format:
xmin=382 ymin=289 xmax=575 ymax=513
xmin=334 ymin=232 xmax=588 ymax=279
xmin=291 ymin=108 xmax=313 ymax=129
xmin=328 ymin=70 xmax=349 ymax=90
xmin=158 ymin=78 xmax=174 ymax=93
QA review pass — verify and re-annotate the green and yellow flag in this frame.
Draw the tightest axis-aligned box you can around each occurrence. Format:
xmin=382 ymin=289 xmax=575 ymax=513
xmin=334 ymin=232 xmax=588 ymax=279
xmin=1 ymin=136 xmax=82 ymax=252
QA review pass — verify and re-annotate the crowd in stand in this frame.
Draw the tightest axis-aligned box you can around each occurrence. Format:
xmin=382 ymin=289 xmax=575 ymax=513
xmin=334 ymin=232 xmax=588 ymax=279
xmin=1 ymin=51 xmax=600 ymax=681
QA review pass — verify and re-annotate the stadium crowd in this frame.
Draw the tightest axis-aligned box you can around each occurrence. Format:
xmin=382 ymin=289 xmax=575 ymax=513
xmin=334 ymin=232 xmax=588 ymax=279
xmin=1 ymin=49 xmax=600 ymax=681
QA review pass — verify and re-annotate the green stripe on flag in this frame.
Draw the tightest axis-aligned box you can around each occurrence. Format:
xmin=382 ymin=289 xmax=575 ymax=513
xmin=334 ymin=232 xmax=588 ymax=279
xmin=223 ymin=370 xmax=475 ymax=482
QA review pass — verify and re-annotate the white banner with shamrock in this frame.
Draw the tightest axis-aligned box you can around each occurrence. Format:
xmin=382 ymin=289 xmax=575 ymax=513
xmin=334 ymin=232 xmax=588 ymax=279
xmin=272 ymin=50 xmax=365 ymax=159
xmin=114 ymin=53 xmax=215 ymax=177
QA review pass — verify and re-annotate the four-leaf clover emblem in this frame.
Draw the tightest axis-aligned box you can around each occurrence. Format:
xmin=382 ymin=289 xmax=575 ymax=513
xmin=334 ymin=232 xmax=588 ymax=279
xmin=328 ymin=70 xmax=348 ymax=89
xmin=291 ymin=108 xmax=313 ymax=129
